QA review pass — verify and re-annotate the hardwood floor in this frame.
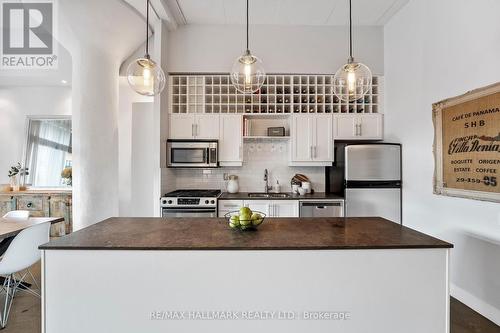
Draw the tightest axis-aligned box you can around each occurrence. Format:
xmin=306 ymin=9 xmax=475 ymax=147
xmin=451 ymin=298 xmax=500 ymax=333
xmin=2 ymin=262 xmax=499 ymax=332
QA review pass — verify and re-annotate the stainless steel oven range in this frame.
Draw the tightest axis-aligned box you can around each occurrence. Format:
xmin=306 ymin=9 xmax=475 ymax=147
xmin=161 ymin=189 xmax=221 ymax=218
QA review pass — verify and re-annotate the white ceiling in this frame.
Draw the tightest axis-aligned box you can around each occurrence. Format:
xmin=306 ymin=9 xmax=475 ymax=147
xmin=166 ymin=0 xmax=410 ymax=26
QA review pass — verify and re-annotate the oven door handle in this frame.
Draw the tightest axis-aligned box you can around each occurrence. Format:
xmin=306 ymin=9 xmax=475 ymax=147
xmin=162 ymin=208 xmax=216 ymax=213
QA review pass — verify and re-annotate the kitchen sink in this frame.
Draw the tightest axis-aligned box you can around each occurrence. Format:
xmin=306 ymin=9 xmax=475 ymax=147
xmin=247 ymin=193 xmax=291 ymax=198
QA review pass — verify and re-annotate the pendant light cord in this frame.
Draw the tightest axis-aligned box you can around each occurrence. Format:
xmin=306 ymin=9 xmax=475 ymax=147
xmin=145 ymin=0 xmax=150 ymax=57
xmin=246 ymin=0 xmax=249 ymax=52
xmin=349 ymin=0 xmax=353 ymax=60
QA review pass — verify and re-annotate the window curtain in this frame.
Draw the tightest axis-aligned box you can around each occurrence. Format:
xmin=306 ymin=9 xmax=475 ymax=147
xmin=26 ymin=119 xmax=72 ymax=187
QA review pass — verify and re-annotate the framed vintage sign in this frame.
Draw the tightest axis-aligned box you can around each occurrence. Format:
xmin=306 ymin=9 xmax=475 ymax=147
xmin=433 ymin=82 xmax=500 ymax=203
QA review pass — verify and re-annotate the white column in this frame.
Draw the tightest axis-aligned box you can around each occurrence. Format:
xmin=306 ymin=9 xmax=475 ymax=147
xmin=58 ymin=0 xmax=144 ymax=229
xmin=71 ymin=47 xmax=120 ymax=228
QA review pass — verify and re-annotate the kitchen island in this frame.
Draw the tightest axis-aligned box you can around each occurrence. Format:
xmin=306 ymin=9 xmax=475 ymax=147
xmin=40 ymin=217 xmax=452 ymax=333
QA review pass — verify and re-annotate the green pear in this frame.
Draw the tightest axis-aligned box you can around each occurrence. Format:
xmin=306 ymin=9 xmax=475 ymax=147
xmin=251 ymin=213 xmax=263 ymax=226
xmin=239 ymin=207 xmax=252 ymax=217
xmin=230 ymin=215 xmax=240 ymax=226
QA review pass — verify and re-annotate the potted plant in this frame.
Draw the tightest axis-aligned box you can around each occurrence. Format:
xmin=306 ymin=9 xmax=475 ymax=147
xmin=8 ymin=163 xmax=29 ymax=191
xmin=61 ymin=167 xmax=72 ymax=186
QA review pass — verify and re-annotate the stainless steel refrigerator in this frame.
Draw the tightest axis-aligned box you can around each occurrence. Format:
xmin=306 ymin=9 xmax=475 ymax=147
xmin=344 ymin=143 xmax=402 ymax=224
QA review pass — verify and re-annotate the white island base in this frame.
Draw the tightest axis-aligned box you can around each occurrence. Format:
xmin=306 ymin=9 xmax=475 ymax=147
xmin=42 ymin=248 xmax=450 ymax=333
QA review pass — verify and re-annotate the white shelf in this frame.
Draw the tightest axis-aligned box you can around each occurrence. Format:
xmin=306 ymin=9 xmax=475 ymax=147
xmin=169 ymin=74 xmax=383 ymax=115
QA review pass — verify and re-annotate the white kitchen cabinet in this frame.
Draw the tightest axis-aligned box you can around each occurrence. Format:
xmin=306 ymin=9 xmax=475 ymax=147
xmin=219 ymin=115 xmax=243 ymax=166
xmin=272 ymin=200 xmax=299 ymax=217
xmin=169 ymin=114 xmax=195 ymax=139
xmin=243 ymin=200 xmax=299 ymax=218
xmin=243 ymin=200 xmax=270 ymax=216
xmin=290 ymin=114 xmax=333 ymax=166
xmin=169 ymin=114 xmax=219 ymax=139
xmin=195 ymin=114 xmax=220 ymax=139
xmin=218 ymin=200 xmax=243 ymax=217
xmin=333 ymin=114 xmax=383 ymax=140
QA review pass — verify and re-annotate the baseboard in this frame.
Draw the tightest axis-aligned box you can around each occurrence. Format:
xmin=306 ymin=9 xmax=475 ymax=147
xmin=451 ymin=283 xmax=500 ymax=326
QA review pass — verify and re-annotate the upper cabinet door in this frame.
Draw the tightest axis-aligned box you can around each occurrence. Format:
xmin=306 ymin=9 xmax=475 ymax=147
xmin=195 ymin=114 xmax=220 ymax=139
xmin=291 ymin=115 xmax=313 ymax=162
xmin=219 ymin=115 xmax=243 ymax=165
xmin=358 ymin=114 xmax=383 ymax=140
xmin=333 ymin=114 xmax=383 ymax=140
xmin=333 ymin=115 xmax=357 ymax=140
xmin=313 ymin=115 xmax=333 ymax=161
xmin=169 ymin=114 xmax=196 ymax=139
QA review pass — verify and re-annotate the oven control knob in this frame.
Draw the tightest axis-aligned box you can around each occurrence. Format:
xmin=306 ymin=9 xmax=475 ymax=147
xmin=162 ymin=200 xmax=167 ymax=205
xmin=205 ymin=200 xmax=209 ymax=204
xmin=210 ymin=200 xmax=215 ymax=204
xmin=167 ymin=200 xmax=173 ymax=205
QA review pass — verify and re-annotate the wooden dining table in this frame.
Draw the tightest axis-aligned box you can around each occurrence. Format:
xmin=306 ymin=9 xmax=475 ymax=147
xmin=0 ymin=217 xmax=65 ymax=239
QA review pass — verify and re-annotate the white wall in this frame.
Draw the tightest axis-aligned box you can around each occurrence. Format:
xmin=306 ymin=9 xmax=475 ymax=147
xmin=118 ymin=78 xmax=153 ymax=216
xmin=384 ymin=0 xmax=500 ymax=324
xmin=167 ymin=24 xmax=384 ymax=74
xmin=0 ymin=86 xmax=71 ymax=184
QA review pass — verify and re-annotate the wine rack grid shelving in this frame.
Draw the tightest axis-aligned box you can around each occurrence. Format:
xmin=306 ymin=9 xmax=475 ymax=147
xmin=169 ymin=74 xmax=382 ymax=114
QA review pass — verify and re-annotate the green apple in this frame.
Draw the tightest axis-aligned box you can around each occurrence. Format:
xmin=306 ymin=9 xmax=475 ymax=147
xmin=229 ymin=222 xmax=238 ymax=229
xmin=230 ymin=215 xmax=240 ymax=226
xmin=239 ymin=207 xmax=252 ymax=217
xmin=251 ymin=213 xmax=263 ymax=226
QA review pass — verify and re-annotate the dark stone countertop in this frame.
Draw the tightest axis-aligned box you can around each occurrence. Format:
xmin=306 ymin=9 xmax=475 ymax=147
xmin=40 ymin=217 xmax=452 ymax=251
xmin=219 ymin=192 xmax=344 ymax=200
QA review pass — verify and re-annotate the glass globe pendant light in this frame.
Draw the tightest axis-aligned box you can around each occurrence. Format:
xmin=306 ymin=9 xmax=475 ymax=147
xmin=127 ymin=0 xmax=166 ymax=96
xmin=230 ymin=0 xmax=266 ymax=94
xmin=333 ymin=0 xmax=372 ymax=102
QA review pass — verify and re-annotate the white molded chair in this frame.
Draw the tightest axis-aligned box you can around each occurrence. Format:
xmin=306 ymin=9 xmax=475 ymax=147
xmin=0 ymin=222 xmax=50 ymax=328
xmin=2 ymin=211 xmax=30 ymax=219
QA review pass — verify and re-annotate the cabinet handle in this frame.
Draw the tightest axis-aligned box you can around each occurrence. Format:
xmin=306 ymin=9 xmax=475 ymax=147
xmin=191 ymin=124 xmax=195 ymax=137
xmin=196 ymin=124 xmax=199 ymax=137
xmin=310 ymin=146 xmax=313 ymax=159
xmin=358 ymin=123 xmax=362 ymax=136
xmin=313 ymin=146 xmax=317 ymax=158
xmin=27 ymin=202 xmax=33 ymax=208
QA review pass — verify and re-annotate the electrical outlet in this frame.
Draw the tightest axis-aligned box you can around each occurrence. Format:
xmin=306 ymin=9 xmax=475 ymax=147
xmin=203 ymin=169 xmax=212 ymax=175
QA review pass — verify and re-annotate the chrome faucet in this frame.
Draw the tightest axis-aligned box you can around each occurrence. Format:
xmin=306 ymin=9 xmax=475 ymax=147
xmin=264 ymin=169 xmax=271 ymax=193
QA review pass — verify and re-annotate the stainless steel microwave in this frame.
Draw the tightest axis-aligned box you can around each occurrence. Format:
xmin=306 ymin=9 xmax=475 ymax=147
xmin=167 ymin=140 xmax=218 ymax=168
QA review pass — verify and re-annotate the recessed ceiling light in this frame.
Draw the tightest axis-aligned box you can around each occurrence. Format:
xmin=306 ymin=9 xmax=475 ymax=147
xmin=61 ymin=80 xmax=68 ymax=84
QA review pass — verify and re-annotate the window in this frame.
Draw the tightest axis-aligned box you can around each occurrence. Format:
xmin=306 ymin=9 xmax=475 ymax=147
xmin=24 ymin=117 xmax=72 ymax=187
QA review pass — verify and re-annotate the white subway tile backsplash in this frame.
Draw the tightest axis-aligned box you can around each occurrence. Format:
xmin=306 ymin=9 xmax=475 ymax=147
xmin=166 ymin=142 xmax=325 ymax=193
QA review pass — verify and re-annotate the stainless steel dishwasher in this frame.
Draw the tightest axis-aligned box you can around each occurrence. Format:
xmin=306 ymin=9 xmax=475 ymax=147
xmin=299 ymin=200 xmax=345 ymax=217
